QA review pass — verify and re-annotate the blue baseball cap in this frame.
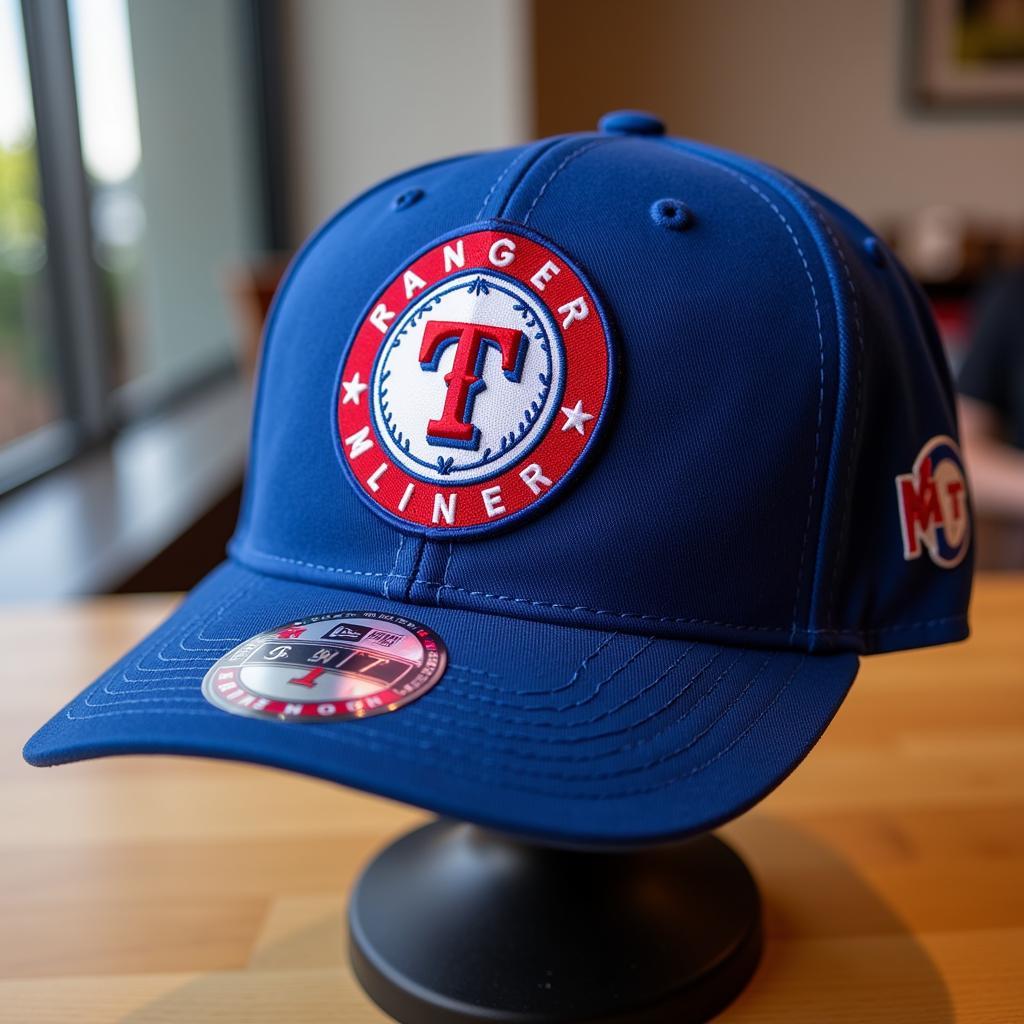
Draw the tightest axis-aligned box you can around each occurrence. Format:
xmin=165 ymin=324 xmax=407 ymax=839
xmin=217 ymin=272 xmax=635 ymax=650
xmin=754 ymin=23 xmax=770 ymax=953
xmin=24 ymin=112 xmax=973 ymax=845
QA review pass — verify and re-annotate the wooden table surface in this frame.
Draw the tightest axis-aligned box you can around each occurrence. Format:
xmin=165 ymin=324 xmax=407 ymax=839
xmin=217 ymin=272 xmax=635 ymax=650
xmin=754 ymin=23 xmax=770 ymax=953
xmin=2 ymin=578 xmax=1022 ymax=1023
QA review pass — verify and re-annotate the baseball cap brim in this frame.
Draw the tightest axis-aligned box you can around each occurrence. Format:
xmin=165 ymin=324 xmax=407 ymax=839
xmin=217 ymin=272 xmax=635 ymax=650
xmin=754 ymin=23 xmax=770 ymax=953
xmin=24 ymin=560 xmax=857 ymax=846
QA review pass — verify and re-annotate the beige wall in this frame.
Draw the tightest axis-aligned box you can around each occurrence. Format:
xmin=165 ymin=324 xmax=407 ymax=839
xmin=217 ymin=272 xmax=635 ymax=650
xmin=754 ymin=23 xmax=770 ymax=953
xmin=284 ymin=0 xmax=532 ymax=242
xmin=284 ymin=0 xmax=1022 ymax=238
xmin=535 ymin=0 xmax=1024 ymax=227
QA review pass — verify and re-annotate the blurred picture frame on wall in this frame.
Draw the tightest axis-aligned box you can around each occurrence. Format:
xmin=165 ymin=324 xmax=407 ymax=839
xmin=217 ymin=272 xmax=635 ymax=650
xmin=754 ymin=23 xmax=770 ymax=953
xmin=910 ymin=0 xmax=1024 ymax=109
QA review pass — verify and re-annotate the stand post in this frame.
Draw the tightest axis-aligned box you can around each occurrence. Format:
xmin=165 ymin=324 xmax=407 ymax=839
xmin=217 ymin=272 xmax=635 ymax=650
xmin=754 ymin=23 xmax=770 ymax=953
xmin=348 ymin=819 xmax=762 ymax=1024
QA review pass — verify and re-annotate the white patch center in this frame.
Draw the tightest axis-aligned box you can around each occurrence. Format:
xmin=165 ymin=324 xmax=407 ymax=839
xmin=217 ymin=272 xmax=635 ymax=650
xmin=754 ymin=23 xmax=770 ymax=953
xmin=371 ymin=271 xmax=565 ymax=485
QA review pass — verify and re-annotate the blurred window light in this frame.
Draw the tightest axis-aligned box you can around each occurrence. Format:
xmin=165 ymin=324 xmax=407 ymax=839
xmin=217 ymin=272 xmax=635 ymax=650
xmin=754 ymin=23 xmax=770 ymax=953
xmin=66 ymin=0 xmax=262 ymax=398
xmin=68 ymin=0 xmax=148 ymax=387
xmin=0 ymin=0 xmax=61 ymax=449
xmin=67 ymin=0 xmax=141 ymax=186
xmin=0 ymin=0 xmax=269 ymax=495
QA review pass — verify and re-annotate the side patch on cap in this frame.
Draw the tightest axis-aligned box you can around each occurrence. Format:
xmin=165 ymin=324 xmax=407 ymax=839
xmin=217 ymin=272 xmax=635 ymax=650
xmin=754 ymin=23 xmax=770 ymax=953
xmin=896 ymin=435 xmax=970 ymax=568
xmin=335 ymin=224 xmax=615 ymax=536
xmin=201 ymin=612 xmax=447 ymax=722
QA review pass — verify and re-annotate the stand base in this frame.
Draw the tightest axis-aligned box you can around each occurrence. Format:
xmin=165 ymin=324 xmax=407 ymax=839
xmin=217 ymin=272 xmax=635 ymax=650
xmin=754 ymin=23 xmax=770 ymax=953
xmin=349 ymin=820 xmax=761 ymax=1024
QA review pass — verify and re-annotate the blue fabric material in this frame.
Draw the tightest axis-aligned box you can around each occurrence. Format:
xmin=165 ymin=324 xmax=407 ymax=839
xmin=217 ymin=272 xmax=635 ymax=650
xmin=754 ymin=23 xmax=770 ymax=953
xmin=24 ymin=119 xmax=971 ymax=842
xmin=597 ymin=110 xmax=666 ymax=136
xmin=23 ymin=561 xmax=857 ymax=845
xmin=227 ymin=130 xmax=970 ymax=652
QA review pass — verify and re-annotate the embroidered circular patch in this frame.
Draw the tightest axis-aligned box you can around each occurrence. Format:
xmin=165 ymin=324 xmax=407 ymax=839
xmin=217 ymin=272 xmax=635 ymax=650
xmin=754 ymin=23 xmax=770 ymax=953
xmin=201 ymin=612 xmax=447 ymax=722
xmin=895 ymin=434 xmax=970 ymax=569
xmin=336 ymin=227 xmax=614 ymax=535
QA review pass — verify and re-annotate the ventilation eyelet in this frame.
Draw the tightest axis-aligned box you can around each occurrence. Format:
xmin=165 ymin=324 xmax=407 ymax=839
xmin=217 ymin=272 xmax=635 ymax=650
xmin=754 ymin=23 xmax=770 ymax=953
xmin=650 ymin=198 xmax=692 ymax=231
xmin=392 ymin=188 xmax=425 ymax=211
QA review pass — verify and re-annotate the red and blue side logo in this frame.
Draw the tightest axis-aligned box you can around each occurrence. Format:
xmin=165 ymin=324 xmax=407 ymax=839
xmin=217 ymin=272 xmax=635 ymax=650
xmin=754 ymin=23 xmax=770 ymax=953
xmin=895 ymin=435 xmax=970 ymax=569
xmin=335 ymin=226 xmax=614 ymax=536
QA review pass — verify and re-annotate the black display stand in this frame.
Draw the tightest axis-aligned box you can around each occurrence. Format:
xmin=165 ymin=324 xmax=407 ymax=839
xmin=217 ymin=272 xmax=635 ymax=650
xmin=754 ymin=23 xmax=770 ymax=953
xmin=348 ymin=819 xmax=762 ymax=1023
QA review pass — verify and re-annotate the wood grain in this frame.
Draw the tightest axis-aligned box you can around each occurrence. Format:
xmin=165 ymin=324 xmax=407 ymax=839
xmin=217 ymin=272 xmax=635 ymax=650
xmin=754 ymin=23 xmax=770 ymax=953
xmin=1 ymin=579 xmax=1022 ymax=1022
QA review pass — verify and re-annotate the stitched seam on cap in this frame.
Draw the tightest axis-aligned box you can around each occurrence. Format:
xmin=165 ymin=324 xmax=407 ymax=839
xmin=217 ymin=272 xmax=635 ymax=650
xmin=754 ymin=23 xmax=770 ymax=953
xmin=436 ymin=542 xmax=455 ymax=606
xmin=813 ymin=209 xmax=864 ymax=629
xmin=241 ymin=546 xmax=785 ymax=629
xmin=237 ymin=547 xmax=959 ymax=639
xmin=521 ymin=139 xmax=611 ymax=225
xmin=59 ymin=654 xmax=807 ymax=800
xmin=403 ymin=538 xmax=427 ymax=601
xmin=666 ymin=147 xmax=826 ymax=640
xmin=453 ymin=632 xmax=621 ymax=702
xmin=475 ymin=146 xmax=533 ymax=220
xmin=382 ymin=534 xmax=406 ymax=600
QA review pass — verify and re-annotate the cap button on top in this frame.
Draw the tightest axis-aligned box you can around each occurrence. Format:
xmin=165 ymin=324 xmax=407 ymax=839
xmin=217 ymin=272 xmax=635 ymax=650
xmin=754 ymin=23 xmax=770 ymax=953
xmin=597 ymin=110 xmax=666 ymax=136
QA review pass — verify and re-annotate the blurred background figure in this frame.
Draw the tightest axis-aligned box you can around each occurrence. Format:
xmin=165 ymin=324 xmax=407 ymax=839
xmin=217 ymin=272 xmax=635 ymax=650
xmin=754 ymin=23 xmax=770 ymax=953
xmin=1 ymin=0 xmax=1023 ymax=602
xmin=958 ymin=266 xmax=1024 ymax=548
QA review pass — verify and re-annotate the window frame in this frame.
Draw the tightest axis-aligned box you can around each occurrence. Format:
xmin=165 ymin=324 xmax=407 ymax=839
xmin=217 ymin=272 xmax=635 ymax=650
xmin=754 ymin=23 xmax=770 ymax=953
xmin=0 ymin=0 xmax=280 ymax=496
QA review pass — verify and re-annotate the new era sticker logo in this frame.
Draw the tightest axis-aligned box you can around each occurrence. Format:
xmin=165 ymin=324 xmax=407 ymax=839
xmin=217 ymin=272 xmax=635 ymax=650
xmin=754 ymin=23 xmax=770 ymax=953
xmin=324 ymin=623 xmax=370 ymax=642
xmin=201 ymin=612 xmax=448 ymax=723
